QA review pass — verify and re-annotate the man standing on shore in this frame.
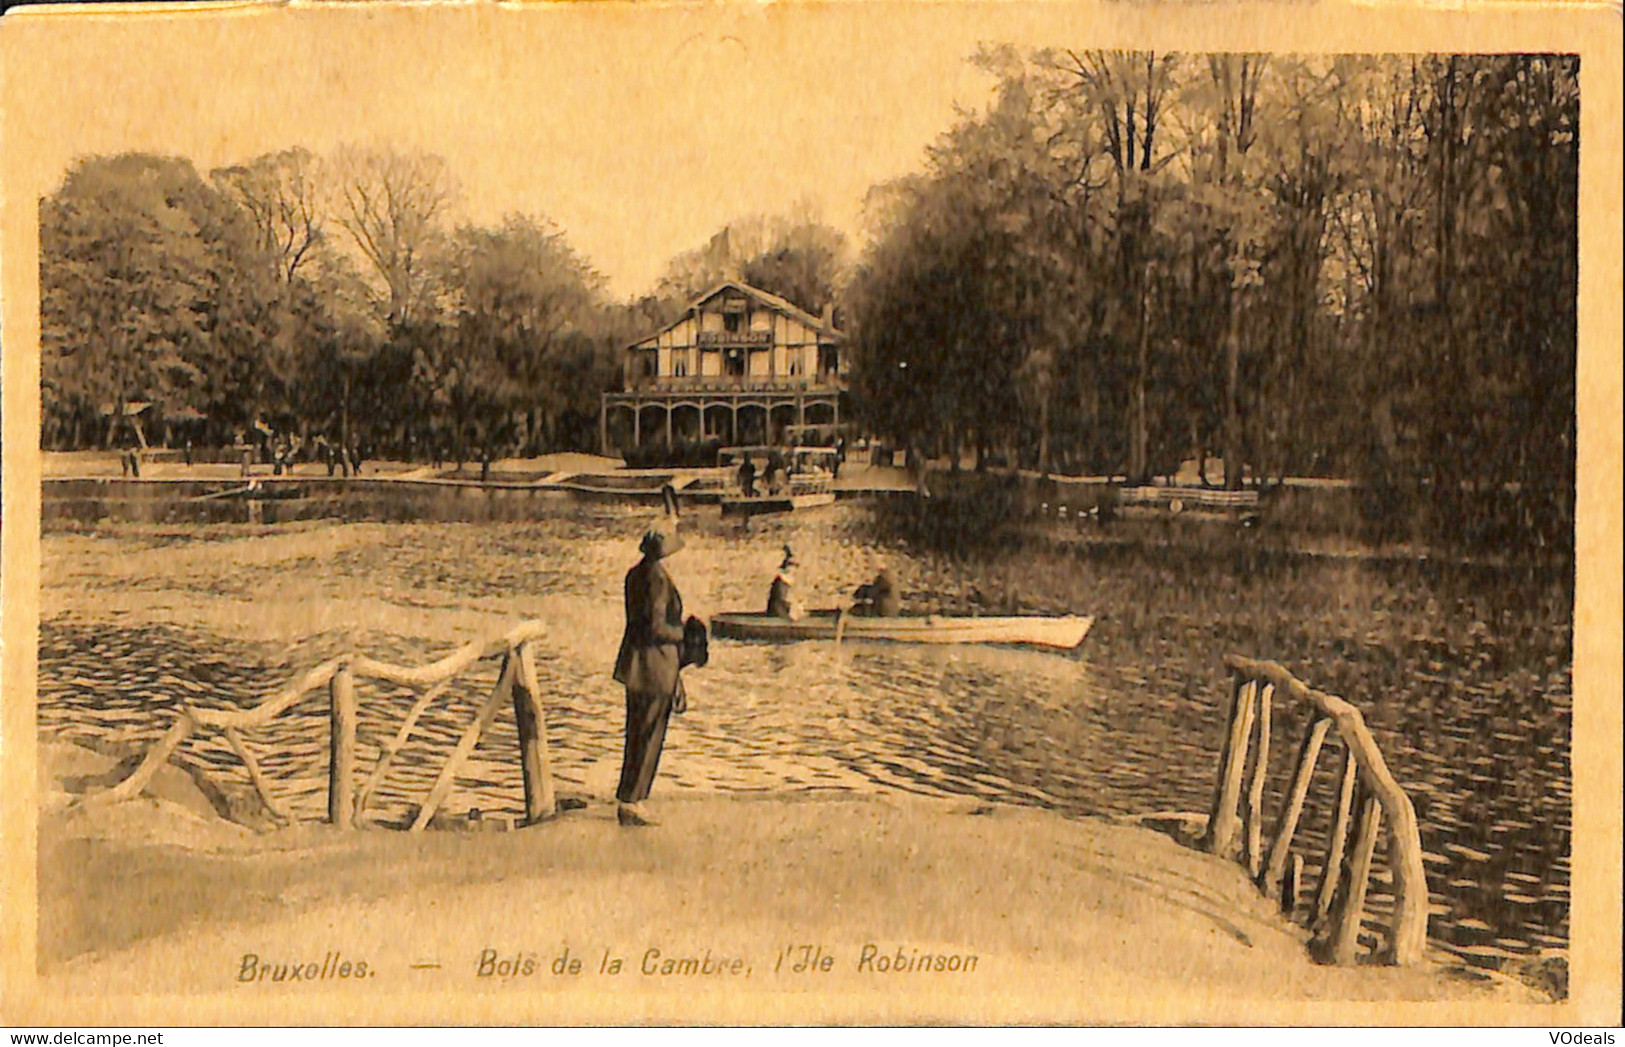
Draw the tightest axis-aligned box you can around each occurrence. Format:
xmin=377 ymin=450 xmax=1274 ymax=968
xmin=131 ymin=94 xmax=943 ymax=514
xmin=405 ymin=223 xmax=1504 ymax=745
xmin=611 ymin=518 xmax=688 ymax=827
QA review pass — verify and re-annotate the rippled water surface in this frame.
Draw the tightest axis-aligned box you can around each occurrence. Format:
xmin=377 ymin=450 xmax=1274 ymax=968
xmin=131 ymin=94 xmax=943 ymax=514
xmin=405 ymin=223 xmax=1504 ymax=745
xmin=39 ymin=509 xmax=1572 ymax=976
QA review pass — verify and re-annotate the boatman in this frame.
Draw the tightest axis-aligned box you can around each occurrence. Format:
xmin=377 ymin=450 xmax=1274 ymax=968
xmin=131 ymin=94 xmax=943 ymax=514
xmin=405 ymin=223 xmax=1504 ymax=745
xmin=737 ymin=455 xmax=757 ymax=497
xmin=611 ymin=511 xmax=689 ymax=828
xmin=852 ymin=564 xmax=900 ymax=618
xmin=766 ymin=545 xmax=805 ymax=620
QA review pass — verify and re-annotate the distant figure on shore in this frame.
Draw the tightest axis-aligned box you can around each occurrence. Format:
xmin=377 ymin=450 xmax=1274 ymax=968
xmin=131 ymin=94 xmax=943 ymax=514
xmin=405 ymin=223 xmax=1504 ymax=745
xmin=852 ymin=565 xmax=900 ymax=618
xmin=833 ymin=436 xmax=846 ymax=480
xmin=737 ymin=456 xmax=757 ymax=497
xmin=183 ymin=440 xmax=193 ymax=468
xmin=764 ymin=448 xmax=784 ymax=495
xmin=766 ymin=545 xmax=805 ymax=620
xmin=611 ymin=516 xmax=689 ymax=828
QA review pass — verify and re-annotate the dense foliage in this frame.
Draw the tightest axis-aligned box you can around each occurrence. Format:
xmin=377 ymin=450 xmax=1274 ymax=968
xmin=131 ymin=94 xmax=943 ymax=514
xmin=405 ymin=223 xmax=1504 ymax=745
xmin=845 ymin=52 xmax=1578 ymax=548
xmin=39 ymin=53 xmax=1577 ymax=551
xmin=41 ymin=148 xmax=626 ymax=459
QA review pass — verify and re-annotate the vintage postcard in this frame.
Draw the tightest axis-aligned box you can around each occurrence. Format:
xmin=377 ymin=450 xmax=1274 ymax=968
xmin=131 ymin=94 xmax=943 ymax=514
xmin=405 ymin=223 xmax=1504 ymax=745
xmin=1 ymin=0 xmax=1620 ymax=1027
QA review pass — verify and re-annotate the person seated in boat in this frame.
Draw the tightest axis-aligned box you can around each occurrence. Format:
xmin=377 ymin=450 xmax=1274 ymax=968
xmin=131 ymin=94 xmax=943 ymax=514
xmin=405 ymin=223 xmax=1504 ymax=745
xmin=766 ymin=545 xmax=805 ymax=620
xmin=736 ymin=455 xmax=757 ymax=497
xmin=851 ymin=566 xmax=900 ymax=618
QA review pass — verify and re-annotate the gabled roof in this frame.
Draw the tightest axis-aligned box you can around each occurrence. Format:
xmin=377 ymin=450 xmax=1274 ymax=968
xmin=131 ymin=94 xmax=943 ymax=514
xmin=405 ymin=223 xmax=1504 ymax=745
xmin=631 ymin=280 xmax=844 ymax=350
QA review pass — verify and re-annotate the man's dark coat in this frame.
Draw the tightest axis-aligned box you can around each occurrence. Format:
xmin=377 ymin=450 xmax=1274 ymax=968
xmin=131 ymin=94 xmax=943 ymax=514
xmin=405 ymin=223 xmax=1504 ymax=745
xmin=613 ymin=550 xmax=686 ymax=803
xmin=613 ymin=555 xmax=686 ymax=698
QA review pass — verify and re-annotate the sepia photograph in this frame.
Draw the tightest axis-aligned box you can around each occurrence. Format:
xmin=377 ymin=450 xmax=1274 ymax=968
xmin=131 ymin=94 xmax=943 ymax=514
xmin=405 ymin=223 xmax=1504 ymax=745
xmin=1 ymin=0 xmax=1619 ymax=1027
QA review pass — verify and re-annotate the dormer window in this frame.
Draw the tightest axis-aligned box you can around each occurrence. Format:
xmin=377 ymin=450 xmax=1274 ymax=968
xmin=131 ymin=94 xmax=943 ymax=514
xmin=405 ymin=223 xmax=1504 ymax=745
xmin=724 ymin=313 xmax=743 ymax=334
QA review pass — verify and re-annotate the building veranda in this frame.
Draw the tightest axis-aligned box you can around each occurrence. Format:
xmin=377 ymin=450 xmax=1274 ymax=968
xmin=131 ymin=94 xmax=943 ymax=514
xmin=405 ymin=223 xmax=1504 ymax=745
xmin=600 ymin=281 xmax=848 ymax=455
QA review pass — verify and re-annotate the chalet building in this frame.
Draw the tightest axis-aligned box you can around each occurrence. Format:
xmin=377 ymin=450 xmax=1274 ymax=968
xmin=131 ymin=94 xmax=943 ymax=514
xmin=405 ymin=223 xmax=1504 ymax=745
xmin=600 ymin=281 xmax=848 ymax=454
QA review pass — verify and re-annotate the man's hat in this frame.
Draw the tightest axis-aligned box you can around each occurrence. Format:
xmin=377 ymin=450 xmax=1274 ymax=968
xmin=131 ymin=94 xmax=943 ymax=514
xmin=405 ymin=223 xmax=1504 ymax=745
xmin=639 ymin=520 xmax=685 ymax=560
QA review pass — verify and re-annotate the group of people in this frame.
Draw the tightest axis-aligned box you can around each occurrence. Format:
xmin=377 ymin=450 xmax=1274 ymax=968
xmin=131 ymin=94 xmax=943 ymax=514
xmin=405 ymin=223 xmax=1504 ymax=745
xmin=734 ymin=440 xmax=847 ymax=498
xmin=765 ymin=544 xmax=897 ymax=621
xmin=735 ymin=450 xmax=795 ymax=498
xmin=609 ymin=515 xmax=897 ymax=830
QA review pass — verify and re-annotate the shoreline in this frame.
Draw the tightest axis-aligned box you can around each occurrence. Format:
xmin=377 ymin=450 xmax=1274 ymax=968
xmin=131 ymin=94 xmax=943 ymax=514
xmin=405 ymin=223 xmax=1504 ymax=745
xmin=36 ymin=740 xmax=1552 ymax=1018
xmin=38 ymin=456 xmax=1575 ymax=574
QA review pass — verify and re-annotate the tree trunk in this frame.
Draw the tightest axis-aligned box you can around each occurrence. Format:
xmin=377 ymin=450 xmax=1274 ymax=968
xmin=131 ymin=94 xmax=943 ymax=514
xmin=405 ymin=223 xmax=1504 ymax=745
xmin=1132 ymin=267 xmax=1151 ymax=482
xmin=339 ymin=369 xmax=353 ymax=477
xmin=104 ymin=400 xmax=123 ymax=449
xmin=1223 ymin=282 xmax=1244 ymax=491
xmin=1038 ymin=393 xmax=1051 ymax=477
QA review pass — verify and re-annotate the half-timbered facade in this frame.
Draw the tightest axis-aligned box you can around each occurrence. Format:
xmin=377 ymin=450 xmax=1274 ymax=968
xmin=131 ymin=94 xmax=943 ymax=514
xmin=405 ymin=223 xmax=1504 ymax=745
xmin=600 ymin=281 xmax=847 ymax=453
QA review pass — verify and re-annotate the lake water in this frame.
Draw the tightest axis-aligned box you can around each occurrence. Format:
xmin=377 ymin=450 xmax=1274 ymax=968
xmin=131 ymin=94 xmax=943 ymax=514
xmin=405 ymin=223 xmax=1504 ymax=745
xmin=38 ymin=508 xmax=1571 ymax=977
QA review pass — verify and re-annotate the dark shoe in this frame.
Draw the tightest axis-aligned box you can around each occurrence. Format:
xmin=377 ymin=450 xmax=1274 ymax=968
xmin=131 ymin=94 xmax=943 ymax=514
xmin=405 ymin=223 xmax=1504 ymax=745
xmin=617 ymin=803 xmax=657 ymax=827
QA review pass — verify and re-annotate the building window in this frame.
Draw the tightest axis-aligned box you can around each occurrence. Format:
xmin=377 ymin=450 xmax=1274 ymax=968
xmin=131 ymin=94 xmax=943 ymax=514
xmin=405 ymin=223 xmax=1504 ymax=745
xmin=725 ymin=347 xmax=746 ymax=377
xmin=788 ymin=347 xmax=804 ymax=376
xmin=818 ymin=345 xmax=839 ymax=379
xmin=724 ymin=312 xmax=743 ymax=334
xmin=672 ymin=349 xmax=689 ymax=377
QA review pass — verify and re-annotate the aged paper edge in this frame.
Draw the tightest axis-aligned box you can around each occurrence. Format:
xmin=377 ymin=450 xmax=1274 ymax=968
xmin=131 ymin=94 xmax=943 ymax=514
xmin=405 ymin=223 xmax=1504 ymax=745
xmin=1 ymin=0 xmax=1620 ymax=1026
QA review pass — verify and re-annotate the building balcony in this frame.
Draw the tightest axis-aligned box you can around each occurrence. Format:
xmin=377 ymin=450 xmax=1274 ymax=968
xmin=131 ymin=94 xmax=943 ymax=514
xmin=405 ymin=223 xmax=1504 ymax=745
xmin=617 ymin=374 xmax=847 ymax=396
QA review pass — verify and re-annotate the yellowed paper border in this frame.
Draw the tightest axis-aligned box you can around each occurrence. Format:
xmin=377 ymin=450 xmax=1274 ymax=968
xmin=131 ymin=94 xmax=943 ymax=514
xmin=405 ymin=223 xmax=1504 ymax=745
xmin=3 ymin=0 xmax=1620 ymax=1026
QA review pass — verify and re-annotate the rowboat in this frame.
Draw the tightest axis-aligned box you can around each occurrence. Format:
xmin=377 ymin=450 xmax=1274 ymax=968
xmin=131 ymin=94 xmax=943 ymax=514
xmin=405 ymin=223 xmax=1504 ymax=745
xmin=720 ymin=472 xmax=836 ymax=517
xmin=711 ymin=610 xmax=1094 ymax=649
xmin=720 ymin=490 xmax=837 ymax=517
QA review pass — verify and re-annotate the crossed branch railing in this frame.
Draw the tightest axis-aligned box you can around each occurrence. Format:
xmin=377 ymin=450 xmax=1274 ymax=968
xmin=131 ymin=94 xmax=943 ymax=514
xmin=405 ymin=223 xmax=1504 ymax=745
xmin=80 ymin=621 xmax=557 ymax=830
xmin=1204 ymin=654 xmax=1429 ymax=966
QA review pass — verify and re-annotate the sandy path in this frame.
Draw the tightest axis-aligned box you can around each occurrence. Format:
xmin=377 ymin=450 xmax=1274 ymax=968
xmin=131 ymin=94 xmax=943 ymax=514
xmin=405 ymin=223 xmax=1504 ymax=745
xmin=33 ymin=776 xmax=1543 ymax=1023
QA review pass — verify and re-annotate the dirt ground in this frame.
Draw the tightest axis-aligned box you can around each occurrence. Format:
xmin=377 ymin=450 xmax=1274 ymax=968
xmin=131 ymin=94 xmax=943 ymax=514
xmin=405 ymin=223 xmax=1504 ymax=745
xmin=25 ymin=740 xmax=1552 ymax=1025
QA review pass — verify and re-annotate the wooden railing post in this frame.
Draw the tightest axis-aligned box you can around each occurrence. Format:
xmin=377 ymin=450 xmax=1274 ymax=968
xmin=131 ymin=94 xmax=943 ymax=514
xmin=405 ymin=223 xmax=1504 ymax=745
xmin=1240 ymin=682 xmax=1273 ymax=880
xmin=513 ymin=640 xmax=557 ymax=824
xmin=1282 ymin=852 xmax=1305 ymax=917
xmin=1211 ymin=655 xmax=1431 ymax=967
xmin=76 ymin=711 xmax=194 ymax=808
xmin=328 ymin=661 xmax=357 ymax=829
xmin=1264 ymin=715 xmax=1332 ymax=899
xmin=1315 ymin=742 xmax=1359 ymax=927
xmin=356 ymin=680 xmax=451 ymax=823
xmin=1380 ymin=783 xmax=1431 ymax=965
xmin=223 ymin=725 xmax=291 ymax=823
xmin=411 ymin=652 xmax=517 ymax=832
xmin=1204 ymin=674 xmax=1254 ymax=858
xmin=1323 ymin=786 xmax=1382 ymax=965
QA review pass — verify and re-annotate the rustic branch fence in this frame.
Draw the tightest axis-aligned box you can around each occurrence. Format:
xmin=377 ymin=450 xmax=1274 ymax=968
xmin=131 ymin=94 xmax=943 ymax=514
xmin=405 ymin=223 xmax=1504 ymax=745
xmin=1204 ymin=654 xmax=1429 ymax=966
xmin=79 ymin=620 xmax=557 ymax=830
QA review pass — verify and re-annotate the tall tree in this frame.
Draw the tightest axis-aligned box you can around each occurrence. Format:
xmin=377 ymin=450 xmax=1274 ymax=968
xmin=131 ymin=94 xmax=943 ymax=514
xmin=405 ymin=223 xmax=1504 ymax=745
xmin=331 ymin=147 xmax=456 ymax=326
xmin=432 ymin=214 xmax=609 ymax=456
xmin=211 ymin=148 xmax=326 ymax=286
xmin=1037 ymin=50 xmax=1181 ymax=479
xmin=652 ymin=204 xmax=849 ymax=316
xmin=40 ymin=153 xmax=246 ymax=446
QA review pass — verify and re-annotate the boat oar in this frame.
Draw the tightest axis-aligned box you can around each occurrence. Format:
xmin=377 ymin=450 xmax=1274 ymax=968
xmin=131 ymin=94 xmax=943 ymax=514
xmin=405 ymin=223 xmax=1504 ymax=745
xmin=833 ymin=602 xmax=852 ymax=650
